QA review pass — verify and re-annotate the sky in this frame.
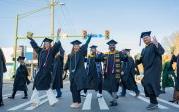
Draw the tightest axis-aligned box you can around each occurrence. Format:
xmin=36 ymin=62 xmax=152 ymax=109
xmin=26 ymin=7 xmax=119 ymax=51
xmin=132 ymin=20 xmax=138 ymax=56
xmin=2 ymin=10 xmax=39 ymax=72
xmin=0 ymin=0 xmax=179 ymax=54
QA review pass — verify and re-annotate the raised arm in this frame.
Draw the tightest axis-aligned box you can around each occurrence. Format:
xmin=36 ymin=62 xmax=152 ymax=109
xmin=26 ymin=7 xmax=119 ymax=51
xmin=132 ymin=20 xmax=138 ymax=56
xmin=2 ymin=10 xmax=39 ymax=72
xmin=27 ymin=32 xmax=42 ymax=54
xmin=53 ymin=40 xmax=65 ymax=58
xmin=79 ymin=35 xmax=92 ymax=55
xmin=29 ymin=38 xmax=42 ymax=54
xmin=52 ymin=30 xmax=65 ymax=56
xmin=153 ymin=43 xmax=165 ymax=56
xmin=64 ymin=55 xmax=70 ymax=71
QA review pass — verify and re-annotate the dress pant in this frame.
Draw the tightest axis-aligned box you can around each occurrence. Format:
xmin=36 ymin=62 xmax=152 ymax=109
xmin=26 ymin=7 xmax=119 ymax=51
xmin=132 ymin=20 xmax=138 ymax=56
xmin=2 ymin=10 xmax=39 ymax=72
xmin=70 ymin=80 xmax=81 ymax=103
xmin=0 ymin=74 xmax=3 ymax=102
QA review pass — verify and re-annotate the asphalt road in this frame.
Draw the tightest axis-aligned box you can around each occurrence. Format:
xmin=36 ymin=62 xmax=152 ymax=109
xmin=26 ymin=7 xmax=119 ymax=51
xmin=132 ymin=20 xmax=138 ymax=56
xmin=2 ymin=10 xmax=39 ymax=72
xmin=0 ymin=80 xmax=179 ymax=112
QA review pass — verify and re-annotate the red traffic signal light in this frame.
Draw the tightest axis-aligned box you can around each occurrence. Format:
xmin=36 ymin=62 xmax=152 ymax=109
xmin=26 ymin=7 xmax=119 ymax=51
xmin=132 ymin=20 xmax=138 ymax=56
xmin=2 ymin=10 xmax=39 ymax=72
xmin=82 ymin=30 xmax=87 ymax=39
xmin=105 ymin=30 xmax=110 ymax=39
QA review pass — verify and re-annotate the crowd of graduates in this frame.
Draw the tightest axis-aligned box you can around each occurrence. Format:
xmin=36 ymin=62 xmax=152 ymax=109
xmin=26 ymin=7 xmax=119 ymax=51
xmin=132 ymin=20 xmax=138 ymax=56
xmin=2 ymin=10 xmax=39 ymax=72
xmin=0 ymin=30 xmax=179 ymax=111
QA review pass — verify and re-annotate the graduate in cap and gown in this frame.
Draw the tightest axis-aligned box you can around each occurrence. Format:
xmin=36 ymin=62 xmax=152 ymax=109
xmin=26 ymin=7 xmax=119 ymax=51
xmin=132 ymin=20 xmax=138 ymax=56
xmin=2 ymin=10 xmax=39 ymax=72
xmin=64 ymin=35 xmax=92 ymax=109
xmin=27 ymin=32 xmax=62 ymax=107
xmin=52 ymin=30 xmax=65 ymax=98
xmin=136 ymin=31 xmax=165 ymax=110
xmin=8 ymin=56 xmax=30 ymax=99
xmin=120 ymin=49 xmax=140 ymax=97
xmin=82 ymin=45 xmax=103 ymax=98
xmin=97 ymin=39 xmax=123 ymax=106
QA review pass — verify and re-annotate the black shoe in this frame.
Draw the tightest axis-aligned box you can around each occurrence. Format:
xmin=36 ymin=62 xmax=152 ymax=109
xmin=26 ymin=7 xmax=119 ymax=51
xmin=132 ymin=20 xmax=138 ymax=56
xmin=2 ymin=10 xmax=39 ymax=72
xmin=119 ymin=94 xmax=125 ymax=97
xmin=8 ymin=96 xmax=15 ymax=99
xmin=135 ymin=91 xmax=140 ymax=97
xmin=169 ymin=100 xmax=179 ymax=104
xmin=169 ymin=100 xmax=176 ymax=103
xmin=160 ymin=90 xmax=165 ymax=94
xmin=146 ymin=104 xmax=158 ymax=110
xmin=0 ymin=100 xmax=4 ymax=107
xmin=109 ymin=101 xmax=118 ymax=106
xmin=22 ymin=96 xmax=28 ymax=99
xmin=56 ymin=95 xmax=62 ymax=98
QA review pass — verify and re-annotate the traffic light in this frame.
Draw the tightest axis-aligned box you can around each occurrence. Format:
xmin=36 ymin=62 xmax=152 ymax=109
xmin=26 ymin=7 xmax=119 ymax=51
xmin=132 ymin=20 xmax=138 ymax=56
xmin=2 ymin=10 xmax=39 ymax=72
xmin=82 ymin=30 xmax=87 ymax=39
xmin=105 ymin=30 xmax=110 ymax=39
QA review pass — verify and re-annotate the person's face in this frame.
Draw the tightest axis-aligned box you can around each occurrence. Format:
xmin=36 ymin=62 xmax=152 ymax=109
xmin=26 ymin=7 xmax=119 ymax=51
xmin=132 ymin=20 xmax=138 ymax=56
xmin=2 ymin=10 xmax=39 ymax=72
xmin=126 ymin=51 xmax=130 ymax=56
xmin=73 ymin=45 xmax=80 ymax=52
xmin=18 ymin=60 xmax=24 ymax=64
xmin=109 ymin=44 xmax=116 ymax=51
xmin=90 ymin=48 xmax=96 ymax=54
xmin=44 ymin=42 xmax=51 ymax=49
xmin=143 ymin=36 xmax=151 ymax=45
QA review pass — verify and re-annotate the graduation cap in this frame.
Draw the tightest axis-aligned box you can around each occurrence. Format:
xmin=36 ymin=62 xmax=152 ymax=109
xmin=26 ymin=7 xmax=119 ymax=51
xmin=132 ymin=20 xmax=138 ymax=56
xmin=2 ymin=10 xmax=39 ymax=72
xmin=43 ymin=38 xmax=53 ymax=43
xmin=71 ymin=40 xmax=82 ymax=45
xmin=90 ymin=45 xmax=98 ymax=49
xmin=106 ymin=39 xmax=118 ymax=45
xmin=139 ymin=31 xmax=151 ymax=46
xmin=17 ymin=56 xmax=25 ymax=61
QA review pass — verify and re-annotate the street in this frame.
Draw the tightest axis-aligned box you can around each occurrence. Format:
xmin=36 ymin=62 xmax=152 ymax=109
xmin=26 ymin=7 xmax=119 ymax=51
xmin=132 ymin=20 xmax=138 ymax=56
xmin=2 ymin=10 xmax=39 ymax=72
xmin=0 ymin=80 xmax=179 ymax=112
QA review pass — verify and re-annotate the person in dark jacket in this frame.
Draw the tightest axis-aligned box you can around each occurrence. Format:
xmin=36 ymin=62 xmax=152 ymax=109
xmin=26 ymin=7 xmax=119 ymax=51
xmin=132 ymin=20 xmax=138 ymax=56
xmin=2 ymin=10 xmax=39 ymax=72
xmin=27 ymin=32 xmax=62 ymax=107
xmin=161 ymin=55 xmax=175 ymax=93
xmin=169 ymin=53 xmax=179 ymax=103
xmin=64 ymin=35 xmax=92 ymax=109
xmin=8 ymin=56 xmax=30 ymax=99
xmin=136 ymin=31 xmax=165 ymax=110
xmin=120 ymin=49 xmax=140 ymax=97
xmin=82 ymin=45 xmax=103 ymax=98
xmin=0 ymin=48 xmax=7 ymax=107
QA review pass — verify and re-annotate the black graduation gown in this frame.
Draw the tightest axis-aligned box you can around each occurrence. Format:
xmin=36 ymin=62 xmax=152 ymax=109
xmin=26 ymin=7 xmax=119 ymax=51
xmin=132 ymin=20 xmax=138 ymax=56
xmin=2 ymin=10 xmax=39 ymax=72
xmin=85 ymin=56 xmax=102 ymax=90
xmin=98 ymin=52 xmax=122 ymax=93
xmin=121 ymin=57 xmax=137 ymax=90
xmin=30 ymin=39 xmax=61 ymax=90
xmin=64 ymin=44 xmax=88 ymax=91
xmin=171 ymin=55 xmax=179 ymax=91
xmin=52 ymin=48 xmax=64 ymax=89
xmin=137 ymin=43 xmax=165 ymax=97
xmin=13 ymin=64 xmax=29 ymax=91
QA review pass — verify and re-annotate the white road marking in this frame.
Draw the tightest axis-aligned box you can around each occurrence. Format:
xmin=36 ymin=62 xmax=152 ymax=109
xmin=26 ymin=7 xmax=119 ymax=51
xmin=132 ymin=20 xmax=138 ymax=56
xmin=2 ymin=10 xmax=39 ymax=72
xmin=3 ymin=94 xmax=12 ymax=97
xmin=8 ymin=94 xmax=47 ymax=111
xmin=3 ymin=94 xmax=21 ymax=100
xmin=98 ymin=97 xmax=109 ymax=110
xmin=82 ymin=93 xmax=92 ymax=110
xmin=25 ymin=99 xmax=48 ymax=110
xmin=140 ymin=92 xmax=179 ymax=109
xmin=129 ymin=92 xmax=168 ymax=109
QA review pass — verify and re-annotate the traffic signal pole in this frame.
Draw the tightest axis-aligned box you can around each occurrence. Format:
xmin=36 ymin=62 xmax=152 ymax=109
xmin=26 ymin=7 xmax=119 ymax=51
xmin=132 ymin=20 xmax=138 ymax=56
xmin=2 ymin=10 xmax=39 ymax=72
xmin=13 ymin=15 xmax=19 ymax=74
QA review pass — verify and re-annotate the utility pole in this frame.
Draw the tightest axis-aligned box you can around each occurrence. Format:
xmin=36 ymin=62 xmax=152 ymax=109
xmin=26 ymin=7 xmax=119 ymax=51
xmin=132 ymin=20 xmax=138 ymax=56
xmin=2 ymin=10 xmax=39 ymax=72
xmin=13 ymin=15 xmax=19 ymax=73
xmin=50 ymin=0 xmax=55 ymax=39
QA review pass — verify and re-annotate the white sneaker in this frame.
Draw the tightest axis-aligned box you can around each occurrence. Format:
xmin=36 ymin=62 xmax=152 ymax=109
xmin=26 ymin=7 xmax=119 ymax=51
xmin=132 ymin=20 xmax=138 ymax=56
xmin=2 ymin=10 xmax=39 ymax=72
xmin=80 ymin=93 xmax=87 ymax=97
xmin=70 ymin=103 xmax=81 ymax=109
xmin=70 ymin=103 xmax=76 ymax=108
xmin=31 ymin=102 xmax=39 ymax=108
xmin=97 ymin=93 xmax=102 ymax=98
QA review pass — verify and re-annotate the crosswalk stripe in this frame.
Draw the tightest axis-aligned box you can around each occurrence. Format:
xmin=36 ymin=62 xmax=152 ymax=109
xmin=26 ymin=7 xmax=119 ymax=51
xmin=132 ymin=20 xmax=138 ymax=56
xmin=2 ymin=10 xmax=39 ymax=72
xmin=3 ymin=94 xmax=12 ymax=97
xmin=25 ymin=99 xmax=48 ymax=110
xmin=8 ymin=95 xmax=47 ymax=111
xmin=140 ymin=93 xmax=179 ymax=109
xmin=82 ymin=93 xmax=92 ymax=110
xmin=129 ymin=92 xmax=168 ymax=109
xmin=3 ymin=94 xmax=21 ymax=100
xmin=98 ymin=97 xmax=109 ymax=110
